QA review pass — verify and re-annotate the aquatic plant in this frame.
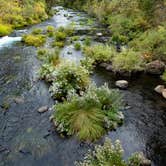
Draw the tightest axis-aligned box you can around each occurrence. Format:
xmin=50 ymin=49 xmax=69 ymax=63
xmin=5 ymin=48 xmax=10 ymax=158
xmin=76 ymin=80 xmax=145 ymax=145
xmin=75 ymin=137 xmax=151 ymax=166
xmin=74 ymin=42 xmax=81 ymax=50
xmin=32 ymin=28 xmax=43 ymax=35
xmin=112 ymin=49 xmax=145 ymax=73
xmin=83 ymin=44 xmax=116 ymax=63
xmin=46 ymin=25 xmax=56 ymax=37
xmin=22 ymin=34 xmax=46 ymax=47
xmin=49 ymin=61 xmax=90 ymax=100
xmin=53 ymin=84 xmax=123 ymax=141
xmin=83 ymin=37 xmax=91 ymax=46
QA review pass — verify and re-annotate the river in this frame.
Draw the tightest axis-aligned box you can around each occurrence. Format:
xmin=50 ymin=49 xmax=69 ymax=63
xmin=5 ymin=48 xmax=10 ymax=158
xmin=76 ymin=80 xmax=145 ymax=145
xmin=0 ymin=6 xmax=166 ymax=166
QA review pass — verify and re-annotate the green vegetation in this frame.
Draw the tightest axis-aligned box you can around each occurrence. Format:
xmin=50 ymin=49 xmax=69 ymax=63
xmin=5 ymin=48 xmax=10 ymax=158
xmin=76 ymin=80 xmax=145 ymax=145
xmin=75 ymin=138 xmax=150 ymax=166
xmin=112 ymin=49 xmax=145 ymax=73
xmin=0 ymin=0 xmax=49 ymax=36
xmin=83 ymin=44 xmax=116 ymax=63
xmin=0 ymin=24 xmax=12 ymax=37
xmin=74 ymin=42 xmax=81 ymax=50
xmin=46 ymin=25 xmax=56 ymax=37
xmin=130 ymin=26 xmax=166 ymax=62
xmin=162 ymin=70 xmax=166 ymax=83
xmin=22 ymin=34 xmax=46 ymax=47
xmin=83 ymin=37 xmax=91 ymax=46
xmin=53 ymin=84 xmax=123 ymax=141
xmin=49 ymin=61 xmax=90 ymax=100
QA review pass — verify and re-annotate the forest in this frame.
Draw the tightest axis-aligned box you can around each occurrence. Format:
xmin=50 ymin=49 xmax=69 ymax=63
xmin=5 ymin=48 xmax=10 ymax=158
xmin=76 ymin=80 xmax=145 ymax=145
xmin=0 ymin=0 xmax=166 ymax=166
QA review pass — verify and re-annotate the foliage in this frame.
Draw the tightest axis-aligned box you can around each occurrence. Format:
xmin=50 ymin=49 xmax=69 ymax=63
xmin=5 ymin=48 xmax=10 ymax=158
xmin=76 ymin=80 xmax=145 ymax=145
xmin=53 ymin=84 xmax=123 ymax=141
xmin=83 ymin=37 xmax=91 ymax=46
xmin=0 ymin=24 xmax=12 ymax=36
xmin=49 ymin=61 xmax=90 ymax=100
xmin=161 ymin=70 xmax=166 ymax=83
xmin=46 ymin=25 xmax=55 ymax=37
xmin=75 ymin=138 xmax=149 ymax=166
xmin=129 ymin=26 xmax=166 ymax=62
xmin=80 ymin=57 xmax=95 ymax=72
xmin=83 ymin=44 xmax=116 ymax=63
xmin=0 ymin=0 xmax=49 ymax=36
xmin=74 ymin=42 xmax=81 ymax=50
xmin=32 ymin=28 xmax=43 ymax=35
xmin=22 ymin=34 xmax=46 ymax=47
xmin=52 ymin=41 xmax=65 ymax=48
xmin=112 ymin=49 xmax=145 ymax=72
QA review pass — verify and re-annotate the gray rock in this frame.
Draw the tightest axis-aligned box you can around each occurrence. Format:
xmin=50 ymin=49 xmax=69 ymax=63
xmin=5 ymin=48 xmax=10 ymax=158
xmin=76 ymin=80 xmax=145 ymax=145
xmin=162 ymin=89 xmax=166 ymax=99
xmin=14 ymin=97 xmax=24 ymax=104
xmin=154 ymin=85 xmax=165 ymax=94
xmin=99 ymin=62 xmax=109 ymax=68
xmin=146 ymin=60 xmax=165 ymax=75
xmin=115 ymin=80 xmax=128 ymax=89
xmin=38 ymin=106 xmax=48 ymax=113
xmin=106 ymin=64 xmax=113 ymax=71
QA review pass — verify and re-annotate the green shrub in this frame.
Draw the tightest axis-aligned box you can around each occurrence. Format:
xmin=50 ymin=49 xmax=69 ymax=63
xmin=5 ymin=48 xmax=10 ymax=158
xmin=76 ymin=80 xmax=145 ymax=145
xmin=83 ymin=44 xmax=116 ymax=63
xmin=53 ymin=84 xmax=123 ymax=141
xmin=83 ymin=37 xmax=91 ymax=46
xmin=80 ymin=57 xmax=95 ymax=72
xmin=37 ymin=48 xmax=49 ymax=60
xmin=74 ymin=42 xmax=81 ymax=50
xmin=0 ymin=24 xmax=12 ymax=36
xmin=54 ymin=30 xmax=67 ymax=41
xmin=112 ymin=49 xmax=145 ymax=72
xmin=22 ymin=34 xmax=46 ymax=47
xmin=52 ymin=41 xmax=65 ymax=48
xmin=75 ymin=138 xmax=150 ymax=166
xmin=161 ymin=70 xmax=166 ymax=83
xmin=32 ymin=28 xmax=43 ymax=35
xmin=49 ymin=61 xmax=90 ymax=100
xmin=46 ymin=25 xmax=55 ymax=37
xmin=129 ymin=26 xmax=166 ymax=62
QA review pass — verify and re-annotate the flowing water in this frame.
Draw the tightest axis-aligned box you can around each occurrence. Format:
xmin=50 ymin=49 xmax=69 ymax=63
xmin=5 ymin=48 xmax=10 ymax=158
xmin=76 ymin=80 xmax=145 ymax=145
xmin=0 ymin=6 xmax=165 ymax=166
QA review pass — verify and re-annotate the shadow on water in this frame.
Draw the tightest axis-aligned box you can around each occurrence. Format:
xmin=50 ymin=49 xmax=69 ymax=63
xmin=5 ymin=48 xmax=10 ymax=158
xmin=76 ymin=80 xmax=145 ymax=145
xmin=0 ymin=6 xmax=166 ymax=166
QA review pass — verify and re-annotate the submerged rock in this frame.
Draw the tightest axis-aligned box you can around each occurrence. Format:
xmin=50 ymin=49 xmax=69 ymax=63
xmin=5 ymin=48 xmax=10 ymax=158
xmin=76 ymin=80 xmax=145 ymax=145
xmin=154 ymin=85 xmax=165 ymax=94
xmin=115 ymin=80 xmax=128 ymax=89
xmin=146 ymin=60 xmax=165 ymax=75
xmin=38 ymin=106 xmax=48 ymax=113
xmin=14 ymin=97 xmax=24 ymax=104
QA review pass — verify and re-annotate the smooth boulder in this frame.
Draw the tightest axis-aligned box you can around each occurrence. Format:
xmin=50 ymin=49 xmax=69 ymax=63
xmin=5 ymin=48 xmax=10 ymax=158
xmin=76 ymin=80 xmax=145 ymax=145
xmin=115 ymin=80 xmax=128 ymax=89
xmin=146 ymin=60 xmax=165 ymax=75
xmin=162 ymin=89 xmax=166 ymax=99
xmin=154 ymin=85 xmax=165 ymax=94
xmin=38 ymin=106 xmax=48 ymax=113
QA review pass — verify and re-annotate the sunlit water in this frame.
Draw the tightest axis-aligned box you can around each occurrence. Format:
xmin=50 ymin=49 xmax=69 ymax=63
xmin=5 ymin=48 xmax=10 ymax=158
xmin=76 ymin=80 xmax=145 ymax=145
xmin=0 ymin=6 xmax=165 ymax=166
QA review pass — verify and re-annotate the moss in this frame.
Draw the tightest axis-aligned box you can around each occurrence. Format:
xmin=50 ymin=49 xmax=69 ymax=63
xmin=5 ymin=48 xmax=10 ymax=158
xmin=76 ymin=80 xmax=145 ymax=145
xmin=52 ymin=41 xmax=65 ymax=48
xmin=0 ymin=24 xmax=12 ymax=36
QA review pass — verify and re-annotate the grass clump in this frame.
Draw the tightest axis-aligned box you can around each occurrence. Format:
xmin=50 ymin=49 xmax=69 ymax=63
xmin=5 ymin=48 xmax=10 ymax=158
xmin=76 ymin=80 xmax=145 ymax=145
xmin=22 ymin=34 xmax=46 ymax=47
xmin=112 ymin=49 xmax=145 ymax=73
xmin=53 ymin=84 xmax=123 ymax=141
xmin=49 ymin=61 xmax=90 ymax=100
xmin=75 ymin=138 xmax=150 ymax=166
xmin=83 ymin=37 xmax=91 ymax=46
xmin=32 ymin=28 xmax=43 ymax=35
xmin=52 ymin=41 xmax=65 ymax=48
xmin=83 ymin=44 xmax=116 ymax=63
xmin=46 ymin=25 xmax=55 ymax=37
xmin=0 ymin=24 xmax=12 ymax=36
xmin=74 ymin=42 xmax=81 ymax=50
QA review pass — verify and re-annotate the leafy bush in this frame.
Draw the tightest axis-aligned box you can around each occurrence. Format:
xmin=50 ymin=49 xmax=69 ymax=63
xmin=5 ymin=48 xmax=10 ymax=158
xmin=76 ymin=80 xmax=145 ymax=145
xmin=161 ymin=70 xmax=166 ymax=83
xmin=83 ymin=37 xmax=91 ymax=46
xmin=49 ymin=61 xmax=90 ymax=100
xmin=0 ymin=24 xmax=12 ymax=36
xmin=54 ymin=30 xmax=67 ymax=41
xmin=80 ymin=57 xmax=95 ymax=72
xmin=112 ymin=49 xmax=145 ymax=72
xmin=74 ymin=42 xmax=81 ymax=50
xmin=22 ymin=34 xmax=46 ymax=47
xmin=32 ymin=28 xmax=43 ymax=35
xmin=46 ymin=25 xmax=55 ymax=37
xmin=83 ymin=44 xmax=116 ymax=63
xmin=53 ymin=84 xmax=123 ymax=141
xmin=129 ymin=26 xmax=166 ymax=62
xmin=75 ymin=138 xmax=150 ymax=166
